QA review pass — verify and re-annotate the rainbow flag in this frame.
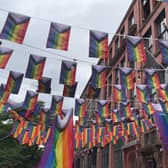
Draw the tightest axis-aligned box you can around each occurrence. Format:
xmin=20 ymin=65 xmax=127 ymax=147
xmin=78 ymin=117 xmax=87 ymax=126
xmin=0 ymin=84 xmax=10 ymax=103
xmin=145 ymin=69 xmax=160 ymax=89
xmin=126 ymin=36 xmax=146 ymax=63
xmin=74 ymin=99 xmax=87 ymax=117
xmin=91 ymin=65 xmax=106 ymax=88
xmin=96 ymin=127 xmax=103 ymax=144
xmin=96 ymin=112 xmax=105 ymax=125
xmin=127 ymin=122 xmax=138 ymax=137
xmin=105 ymin=119 xmax=113 ymax=141
xmin=49 ymin=95 xmax=64 ymax=115
xmin=38 ymin=112 xmax=73 ymax=168
xmin=75 ymin=123 xmax=81 ymax=150
xmin=91 ymin=122 xmax=97 ymax=147
xmin=19 ymin=129 xmax=29 ymax=145
xmin=142 ymin=102 xmax=155 ymax=117
xmin=37 ymin=77 xmax=51 ymax=94
xmin=63 ymin=82 xmax=77 ymax=97
xmin=59 ymin=60 xmax=77 ymax=86
xmin=0 ymin=12 xmax=30 ymax=44
xmin=5 ymin=71 xmax=23 ymax=94
xmin=97 ymin=100 xmax=109 ymax=118
xmin=25 ymin=54 xmax=46 ymax=80
xmin=0 ymin=103 xmax=9 ymax=113
xmin=119 ymin=67 xmax=134 ymax=90
xmin=120 ymin=121 xmax=128 ymax=137
xmin=136 ymin=84 xmax=150 ymax=103
xmin=87 ymin=85 xmax=100 ymax=99
xmin=113 ymin=84 xmax=126 ymax=103
xmin=46 ymin=22 xmax=71 ymax=51
xmin=159 ymin=39 xmax=168 ymax=65
xmin=140 ymin=119 xmax=150 ymax=133
xmin=0 ymin=47 xmax=13 ymax=68
xmin=120 ymin=101 xmax=132 ymax=119
xmin=89 ymin=30 xmax=109 ymax=59
xmin=39 ymin=108 xmax=50 ymax=132
xmin=159 ymin=84 xmax=168 ymax=101
xmin=159 ymin=98 xmax=168 ymax=113
xmin=111 ymin=109 xmax=120 ymax=123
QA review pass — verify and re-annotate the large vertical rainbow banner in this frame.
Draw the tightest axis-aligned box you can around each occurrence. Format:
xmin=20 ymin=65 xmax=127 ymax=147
xmin=46 ymin=22 xmax=71 ymax=51
xmin=59 ymin=60 xmax=77 ymax=86
xmin=89 ymin=30 xmax=109 ymax=59
xmin=91 ymin=65 xmax=106 ymax=88
xmin=0 ymin=47 xmax=13 ymax=69
xmin=25 ymin=54 xmax=46 ymax=80
xmin=126 ymin=36 xmax=146 ymax=63
xmin=0 ymin=12 xmax=30 ymax=44
xmin=38 ymin=109 xmax=73 ymax=168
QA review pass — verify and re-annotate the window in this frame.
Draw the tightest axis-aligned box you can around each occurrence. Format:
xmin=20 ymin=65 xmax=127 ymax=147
xmin=109 ymin=75 xmax=112 ymax=97
xmin=155 ymin=10 xmax=168 ymax=40
xmin=114 ymin=140 xmax=123 ymax=168
xmin=144 ymin=28 xmax=153 ymax=52
xmin=115 ymin=38 xmax=119 ymax=55
xmin=121 ymin=57 xmax=126 ymax=67
xmin=121 ymin=27 xmax=125 ymax=41
xmin=129 ymin=12 xmax=135 ymax=29
xmin=142 ymin=0 xmax=150 ymax=21
xmin=115 ymin=65 xmax=119 ymax=84
xmin=102 ymin=144 xmax=109 ymax=168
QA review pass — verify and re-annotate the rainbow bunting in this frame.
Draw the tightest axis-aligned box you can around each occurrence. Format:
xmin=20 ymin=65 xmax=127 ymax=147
xmin=39 ymin=108 xmax=50 ymax=132
xmin=159 ymin=39 xmax=168 ymax=65
xmin=96 ymin=112 xmax=105 ymax=125
xmin=74 ymin=99 xmax=87 ymax=117
xmin=119 ymin=67 xmax=134 ymax=90
xmin=89 ymin=30 xmax=109 ymax=59
xmin=38 ymin=110 xmax=73 ymax=168
xmin=63 ymin=82 xmax=77 ymax=97
xmin=142 ymin=102 xmax=155 ymax=117
xmin=96 ymin=127 xmax=103 ymax=145
xmin=111 ymin=109 xmax=120 ymax=123
xmin=19 ymin=129 xmax=29 ymax=145
xmin=91 ymin=65 xmax=106 ymax=88
xmin=87 ymin=85 xmax=100 ymax=99
xmin=0 ymin=12 xmax=30 ymax=44
xmin=97 ymin=100 xmax=109 ymax=118
xmin=159 ymin=98 xmax=168 ymax=113
xmin=127 ymin=122 xmax=138 ymax=137
xmin=105 ymin=119 xmax=113 ymax=142
xmin=120 ymin=121 xmax=128 ymax=137
xmin=49 ymin=95 xmax=64 ymax=115
xmin=78 ymin=117 xmax=87 ymax=126
xmin=159 ymin=84 xmax=168 ymax=101
xmin=126 ymin=36 xmax=146 ymax=63
xmin=113 ymin=84 xmax=126 ymax=103
xmin=59 ymin=60 xmax=77 ymax=86
xmin=91 ymin=122 xmax=97 ymax=147
xmin=25 ymin=54 xmax=46 ymax=80
xmin=0 ymin=84 xmax=10 ymax=103
xmin=0 ymin=47 xmax=13 ymax=68
xmin=120 ymin=101 xmax=132 ymax=119
xmin=37 ymin=77 xmax=51 ymax=94
xmin=145 ymin=69 xmax=160 ymax=89
xmin=46 ymin=22 xmax=71 ymax=51
xmin=75 ymin=123 xmax=81 ymax=150
xmin=136 ymin=84 xmax=150 ymax=103
xmin=0 ymin=103 xmax=9 ymax=113
xmin=140 ymin=119 xmax=149 ymax=133
xmin=5 ymin=71 xmax=23 ymax=94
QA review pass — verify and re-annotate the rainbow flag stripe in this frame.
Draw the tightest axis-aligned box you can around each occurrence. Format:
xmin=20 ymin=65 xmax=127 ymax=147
xmin=50 ymin=95 xmax=63 ymax=115
xmin=159 ymin=39 xmax=168 ymax=65
xmin=25 ymin=54 xmax=46 ymax=80
xmin=59 ymin=60 xmax=77 ymax=86
xmin=0 ymin=84 xmax=10 ymax=103
xmin=136 ymin=84 xmax=150 ymax=103
xmin=159 ymin=84 xmax=168 ymax=101
xmin=37 ymin=77 xmax=51 ymax=94
xmin=74 ymin=99 xmax=87 ymax=117
xmin=145 ymin=69 xmax=160 ymax=89
xmin=119 ymin=67 xmax=134 ymax=90
xmin=78 ymin=117 xmax=87 ymax=126
xmin=89 ymin=30 xmax=109 ymax=59
xmin=5 ymin=71 xmax=24 ymax=94
xmin=0 ymin=12 xmax=30 ymax=44
xmin=97 ymin=100 xmax=109 ymax=118
xmin=91 ymin=65 xmax=106 ymax=88
xmin=0 ymin=47 xmax=13 ymax=68
xmin=96 ymin=112 xmax=105 ymax=125
xmin=140 ymin=119 xmax=150 ymax=133
xmin=120 ymin=101 xmax=132 ymax=119
xmin=142 ymin=102 xmax=155 ymax=117
xmin=46 ymin=22 xmax=71 ymax=51
xmin=38 ymin=116 xmax=73 ymax=168
xmin=113 ymin=84 xmax=126 ymax=102
xmin=159 ymin=98 xmax=168 ymax=113
xmin=40 ymin=109 xmax=50 ymax=132
xmin=0 ymin=103 xmax=9 ymax=113
xmin=63 ymin=82 xmax=77 ymax=97
xmin=111 ymin=110 xmax=120 ymax=123
xmin=127 ymin=37 xmax=146 ymax=63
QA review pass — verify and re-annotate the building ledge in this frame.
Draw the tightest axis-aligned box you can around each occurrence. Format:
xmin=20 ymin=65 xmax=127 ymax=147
xmin=122 ymin=140 xmax=139 ymax=150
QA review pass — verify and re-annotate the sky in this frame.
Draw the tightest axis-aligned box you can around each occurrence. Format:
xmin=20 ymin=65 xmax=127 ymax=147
xmin=0 ymin=0 xmax=132 ymax=109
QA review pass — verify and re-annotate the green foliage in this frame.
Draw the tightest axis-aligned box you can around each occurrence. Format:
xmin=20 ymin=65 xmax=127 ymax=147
xmin=0 ymin=113 xmax=43 ymax=168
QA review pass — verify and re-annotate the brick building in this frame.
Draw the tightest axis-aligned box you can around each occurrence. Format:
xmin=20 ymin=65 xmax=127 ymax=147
xmin=74 ymin=1 xmax=168 ymax=168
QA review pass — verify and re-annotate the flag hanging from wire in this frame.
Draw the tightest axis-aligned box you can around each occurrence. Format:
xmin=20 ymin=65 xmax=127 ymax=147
xmin=37 ymin=77 xmax=51 ymax=94
xmin=74 ymin=99 xmax=87 ymax=117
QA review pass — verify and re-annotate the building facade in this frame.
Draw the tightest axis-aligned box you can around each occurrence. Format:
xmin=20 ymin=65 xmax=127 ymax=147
xmin=74 ymin=1 xmax=168 ymax=168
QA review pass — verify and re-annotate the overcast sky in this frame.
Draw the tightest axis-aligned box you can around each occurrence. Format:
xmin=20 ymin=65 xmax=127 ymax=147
xmin=0 ymin=0 xmax=132 ymax=109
